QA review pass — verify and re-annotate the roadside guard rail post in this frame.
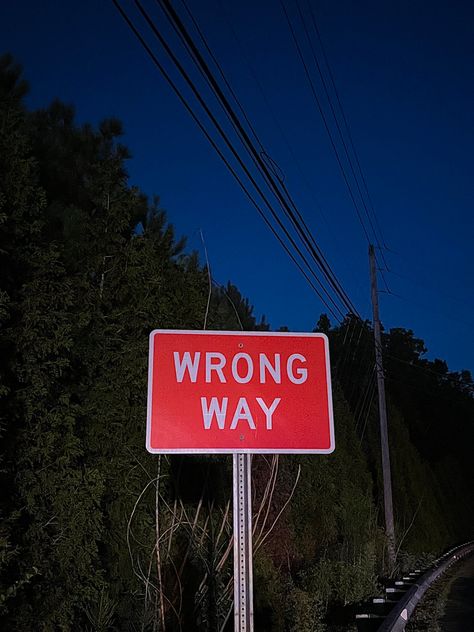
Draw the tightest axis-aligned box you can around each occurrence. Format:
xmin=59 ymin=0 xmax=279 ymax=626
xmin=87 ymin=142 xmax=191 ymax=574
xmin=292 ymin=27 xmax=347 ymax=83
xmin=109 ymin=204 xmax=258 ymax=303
xmin=377 ymin=540 xmax=474 ymax=631
xmin=355 ymin=540 xmax=474 ymax=632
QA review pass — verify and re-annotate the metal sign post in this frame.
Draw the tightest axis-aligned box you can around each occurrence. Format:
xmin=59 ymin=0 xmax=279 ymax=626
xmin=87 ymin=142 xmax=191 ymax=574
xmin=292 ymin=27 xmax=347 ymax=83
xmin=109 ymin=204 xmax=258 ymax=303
xmin=233 ymin=453 xmax=254 ymax=632
xmin=146 ymin=330 xmax=335 ymax=631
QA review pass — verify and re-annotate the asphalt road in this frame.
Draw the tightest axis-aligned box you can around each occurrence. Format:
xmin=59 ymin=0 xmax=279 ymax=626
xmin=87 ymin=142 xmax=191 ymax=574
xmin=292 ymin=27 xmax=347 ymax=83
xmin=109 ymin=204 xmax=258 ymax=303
xmin=439 ymin=553 xmax=474 ymax=631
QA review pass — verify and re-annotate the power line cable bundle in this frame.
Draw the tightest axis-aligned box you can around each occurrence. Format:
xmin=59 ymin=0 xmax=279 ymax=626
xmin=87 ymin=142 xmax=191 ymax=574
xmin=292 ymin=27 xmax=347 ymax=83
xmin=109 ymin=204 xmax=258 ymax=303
xmin=279 ymin=0 xmax=391 ymax=284
xmin=112 ymin=0 xmax=362 ymax=323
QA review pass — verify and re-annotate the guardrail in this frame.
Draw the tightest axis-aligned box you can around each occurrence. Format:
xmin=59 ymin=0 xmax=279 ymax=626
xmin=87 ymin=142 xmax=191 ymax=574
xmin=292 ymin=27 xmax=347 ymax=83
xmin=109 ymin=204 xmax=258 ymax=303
xmin=355 ymin=540 xmax=474 ymax=632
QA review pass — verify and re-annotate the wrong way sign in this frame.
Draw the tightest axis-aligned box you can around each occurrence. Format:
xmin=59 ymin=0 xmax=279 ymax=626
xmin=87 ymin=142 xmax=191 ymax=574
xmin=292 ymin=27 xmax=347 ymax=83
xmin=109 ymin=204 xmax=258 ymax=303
xmin=146 ymin=330 xmax=334 ymax=454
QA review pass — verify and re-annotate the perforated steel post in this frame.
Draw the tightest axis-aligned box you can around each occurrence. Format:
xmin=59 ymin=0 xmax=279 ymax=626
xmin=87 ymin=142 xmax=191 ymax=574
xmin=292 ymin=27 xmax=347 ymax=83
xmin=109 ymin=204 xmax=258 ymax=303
xmin=233 ymin=453 xmax=254 ymax=632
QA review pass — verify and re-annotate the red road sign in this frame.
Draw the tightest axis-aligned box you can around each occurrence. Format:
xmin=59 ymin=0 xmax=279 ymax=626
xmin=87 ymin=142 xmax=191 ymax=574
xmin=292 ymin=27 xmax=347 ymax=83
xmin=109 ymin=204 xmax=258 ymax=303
xmin=147 ymin=330 xmax=334 ymax=454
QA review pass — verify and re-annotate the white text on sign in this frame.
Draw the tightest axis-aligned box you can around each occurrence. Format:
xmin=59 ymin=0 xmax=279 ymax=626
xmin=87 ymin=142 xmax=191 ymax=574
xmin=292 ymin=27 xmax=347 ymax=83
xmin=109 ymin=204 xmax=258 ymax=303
xmin=173 ymin=351 xmax=308 ymax=431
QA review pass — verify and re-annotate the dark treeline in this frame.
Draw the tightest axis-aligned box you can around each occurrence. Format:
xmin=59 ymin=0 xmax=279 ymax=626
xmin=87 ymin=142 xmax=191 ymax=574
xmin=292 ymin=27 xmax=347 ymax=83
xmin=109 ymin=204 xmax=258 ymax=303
xmin=1 ymin=55 xmax=473 ymax=631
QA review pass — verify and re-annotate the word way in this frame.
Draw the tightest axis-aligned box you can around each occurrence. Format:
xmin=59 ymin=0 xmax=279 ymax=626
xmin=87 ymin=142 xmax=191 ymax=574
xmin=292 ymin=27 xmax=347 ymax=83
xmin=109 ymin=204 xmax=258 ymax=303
xmin=201 ymin=396 xmax=281 ymax=430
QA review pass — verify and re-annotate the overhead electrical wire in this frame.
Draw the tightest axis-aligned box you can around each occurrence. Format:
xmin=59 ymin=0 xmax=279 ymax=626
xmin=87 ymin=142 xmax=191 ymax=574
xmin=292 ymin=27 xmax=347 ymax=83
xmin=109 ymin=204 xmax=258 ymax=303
xmin=300 ymin=0 xmax=390 ymax=260
xmin=113 ymin=0 xmax=362 ymax=322
xmin=216 ymin=0 xmax=379 ymax=312
xmin=385 ymin=268 xmax=467 ymax=306
xmin=383 ymin=373 xmax=461 ymax=404
xmin=281 ymin=0 xmax=391 ymax=289
xmin=383 ymin=353 xmax=471 ymax=386
xmin=135 ymin=0 xmax=349 ymax=320
xmin=358 ymin=381 xmax=376 ymax=443
xmin=336 ymin=315 xmax=367 ymax=380
xmin=279 ymin=0 xmax=372 ymax=244
xmin=347 ymin=332 xmax=374 ymax=402
xmin=111 ymin=0 xmax=345 ymax=322
xmin=305 ymin=2 xmax=394 ymax=293
xmin=295 ymin=0 xmax=382 ymax=250
xmin=354 ymin=363 xmax=376 ymax=423
xmin=154 ymin=0 xmax=360 ymax=317
xmin=305 ymin=0 xmax=390 ymax=253
xmin=178 ymin=0 xmax=363 ymax=319
xmin=298 ymin=0 xmax=391 ymax=280
xmin=215 ymin=0 xmax=335 ymax=233
xmin=381 ymin=284 xmax=473 ymax=329
xmin=178 ymin=0 xmax=265 ymax=154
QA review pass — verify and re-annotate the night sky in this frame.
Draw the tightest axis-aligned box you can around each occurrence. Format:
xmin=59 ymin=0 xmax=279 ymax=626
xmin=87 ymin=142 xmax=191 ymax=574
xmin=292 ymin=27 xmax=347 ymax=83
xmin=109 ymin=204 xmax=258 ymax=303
xmin=2 ymin=0 xmax=473 ymax=372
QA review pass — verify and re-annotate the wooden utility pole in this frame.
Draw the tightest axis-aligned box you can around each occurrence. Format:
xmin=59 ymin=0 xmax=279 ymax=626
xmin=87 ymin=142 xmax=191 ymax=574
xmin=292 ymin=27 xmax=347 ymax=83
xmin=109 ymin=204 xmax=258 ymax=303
xmin=369 ymin=245 xmax=396 ymax=569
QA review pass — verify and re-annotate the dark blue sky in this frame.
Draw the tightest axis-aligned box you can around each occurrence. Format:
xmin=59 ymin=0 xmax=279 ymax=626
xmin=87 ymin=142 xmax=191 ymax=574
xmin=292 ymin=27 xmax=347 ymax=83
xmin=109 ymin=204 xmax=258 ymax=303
xmin=2 ymin=0 xmax=473 ymax=372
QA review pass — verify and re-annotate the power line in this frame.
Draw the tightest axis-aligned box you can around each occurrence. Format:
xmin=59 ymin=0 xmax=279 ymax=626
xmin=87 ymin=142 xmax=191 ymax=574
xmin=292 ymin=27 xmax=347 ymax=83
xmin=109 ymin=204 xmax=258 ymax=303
xmin=305 ymin=0 xmax=390 ymax=255
xmin=216 ymin=0 xmax=330 ymax=217
xmin=155 ymin=0 xmax=360 ymax=316
xmin=383 ymin=289 xmax=473 ymax=329
xmin=112 ymin=0 xmax=357 ymax=321
xmin=214 ymin=0 xmax=370 ymax=312
xmin=385 ymin=268 xmax=469 ymax=308
xmin=384 ymin=352 xmax=472 ymax=386
xmin=354 ymin=362 xmax=376 ymax=427
xmin=375 ymin=255 xmax=391 ymax=294
xmin=179 ymin=0 xmax=265 ymax=154
xmin=279 ymin=0 xmax=373 ymax=245
xmin=281 ymin=0 xmax=392 ymax=301
xmin=295 ymin=0 xmax=385 ymax=257
xmin=112 ymin=0 xmax=345 ymax=322
xmin=128 ymin=0 xmax=362 ymax=319
xmin=145 ymin=0 xmax=351 ymax=318
xmin=358 ymin=381 xmax=376 ymax=443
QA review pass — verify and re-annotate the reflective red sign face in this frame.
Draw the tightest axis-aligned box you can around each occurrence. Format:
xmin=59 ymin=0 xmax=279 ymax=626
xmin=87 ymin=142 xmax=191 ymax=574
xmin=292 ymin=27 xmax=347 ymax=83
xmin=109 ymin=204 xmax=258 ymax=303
xmin=147 ymin=330 xmax=334 ymax=454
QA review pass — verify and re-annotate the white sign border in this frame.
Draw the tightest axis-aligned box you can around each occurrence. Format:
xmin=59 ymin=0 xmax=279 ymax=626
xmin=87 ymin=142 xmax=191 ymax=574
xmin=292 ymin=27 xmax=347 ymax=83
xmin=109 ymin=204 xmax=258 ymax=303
xmin=146 ymin=329 xmax=335 ymax=455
